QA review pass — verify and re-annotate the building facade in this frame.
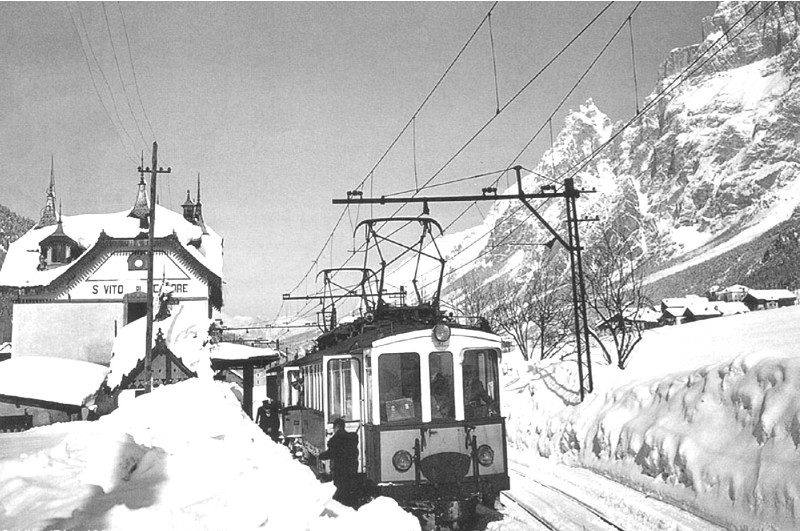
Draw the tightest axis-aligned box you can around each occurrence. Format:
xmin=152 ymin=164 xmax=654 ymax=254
xmin=0 ymin=175 xmax=223 ymax=366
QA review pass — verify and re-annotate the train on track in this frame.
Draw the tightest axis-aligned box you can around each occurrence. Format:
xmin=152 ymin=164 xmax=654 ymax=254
xmin=267 ymin=217 xmax=510 ymax=529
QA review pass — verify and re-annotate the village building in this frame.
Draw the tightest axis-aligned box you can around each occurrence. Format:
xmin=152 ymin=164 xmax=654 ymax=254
xmin=712 ymin=301 xmax=750 ymax=317
xmin=0 ymin=173 xmax=223 ymax=366
xmin=598 ymin=307 xmax=661 ymax=331
xmin=682 ymin=301 xmax=722 ymax=323
xmin=713 ymin=284 xmax=750 ymax=303
xmin=742 ymin=289 xmax=797 ymax=311
xmin=0 ymin=168 xmax=223 ymax=427
xmin=660 ymin=295 xmax=708 ymax=325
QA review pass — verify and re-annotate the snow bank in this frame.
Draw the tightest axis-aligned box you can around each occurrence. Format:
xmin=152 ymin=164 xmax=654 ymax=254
xmin=0 ymin=378 xmax=420 ymax=531
xmin=503 ymin=305 xmax=800 ymax=530
xmin=0 ymin=356 xmax=109 ymax=407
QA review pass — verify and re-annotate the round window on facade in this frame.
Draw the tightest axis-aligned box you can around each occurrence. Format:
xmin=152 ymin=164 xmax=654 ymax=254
xmin=128 ymin=253 xmax=148 ymax=271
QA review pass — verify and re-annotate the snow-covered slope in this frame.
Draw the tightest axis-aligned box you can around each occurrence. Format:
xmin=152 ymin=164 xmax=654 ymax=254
xmin=504 ymin=304 xmax=800 ymax=531
xmin=381 ymin=1 xmax=800 ymax=304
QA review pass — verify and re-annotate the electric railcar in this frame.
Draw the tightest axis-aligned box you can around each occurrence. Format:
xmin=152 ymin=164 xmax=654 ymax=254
xmin=271 ymin=305 xmax=510 ymax=528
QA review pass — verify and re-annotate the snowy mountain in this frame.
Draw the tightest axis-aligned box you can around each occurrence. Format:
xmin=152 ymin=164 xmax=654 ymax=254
xmin=415 ymin=1 xmax=800 ymax=304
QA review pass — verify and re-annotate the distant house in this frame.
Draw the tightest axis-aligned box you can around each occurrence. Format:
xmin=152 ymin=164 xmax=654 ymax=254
xmin=743 ymin=289 xmax=797 ymax=311
xmin=683 ymin=301 xmax=722 ymax=323
xmin=598 ymin=307 xmax=661 ymax=331
xmin=714 ymin=284 xmax=750 ymax=303
xmin=661 ymin=295 xmax=708 ymax=325
xmin=713 ymin=301 xmax=750 ymax=316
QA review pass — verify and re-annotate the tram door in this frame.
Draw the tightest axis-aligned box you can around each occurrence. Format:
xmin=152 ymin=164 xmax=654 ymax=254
xmin=325 ymin=355 xmax=364 ymax=472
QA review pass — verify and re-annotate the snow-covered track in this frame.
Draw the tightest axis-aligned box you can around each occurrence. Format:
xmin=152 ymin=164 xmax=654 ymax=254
xmin=504 ymin=466 xmax=628 ymax=531
xmin=499 ymin=490 xmax=563 ymax=531
xmin=506 ymin=458 xmax=730 ymax=531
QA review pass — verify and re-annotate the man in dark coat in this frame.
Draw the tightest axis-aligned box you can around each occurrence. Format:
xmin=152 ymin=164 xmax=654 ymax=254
xmin=319 ymin=418 xmax=359 ymax=507
xmin=256 ymin=399 xmax=281 ymax=442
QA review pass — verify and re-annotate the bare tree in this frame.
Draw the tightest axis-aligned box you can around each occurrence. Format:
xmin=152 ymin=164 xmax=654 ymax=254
xmin=583 ymin=224 xmax=650 ymax=369
xmin=452 ymin=271 xmax=491 ymax=325
xmin=525 ymin=253 xmax=573 ymax=360
xmin=486 ymin=278 xmax=536 ymax=360
xmin=452 ymin=253 xmax=572 ymax=362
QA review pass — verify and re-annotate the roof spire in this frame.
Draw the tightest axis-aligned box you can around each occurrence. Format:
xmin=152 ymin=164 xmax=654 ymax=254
xmin=194 ymin=172 xmax=208 ymax=235
xmin=36 ymin=155 xmax=58 ymax=229
xmin=128 ymin=173 xmax=150 ymax=230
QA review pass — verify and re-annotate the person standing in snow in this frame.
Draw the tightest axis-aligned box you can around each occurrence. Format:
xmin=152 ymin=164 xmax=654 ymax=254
xmin=319 ymin=417 xmax=359 ymax=507
xmin=256 ymin=399 xmax=281 ymax=442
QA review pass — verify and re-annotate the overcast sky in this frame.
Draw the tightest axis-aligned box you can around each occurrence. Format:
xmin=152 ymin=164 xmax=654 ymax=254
xmin=0 ymin=2 xmax=716 ymax=321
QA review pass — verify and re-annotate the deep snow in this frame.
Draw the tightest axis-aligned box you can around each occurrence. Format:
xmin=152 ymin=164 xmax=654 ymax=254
xmin=2 ymin=306 xmax=799 ymax=530
xmin=0 ymin=379 xmax=419 ymax=531
xmin=504 ymin=304 xmax=800 ymax=531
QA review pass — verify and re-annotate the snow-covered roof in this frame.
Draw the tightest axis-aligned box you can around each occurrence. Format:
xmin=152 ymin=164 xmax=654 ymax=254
xmin=209 ymin=342 xmax=281 ymax=362
xmin=714 ymin=301 xmax=750 ymax=315
xmin=684 ymin=302 xmax=721 ymax=318
xmin=106 ymin=305 xmax=214 ymax=389
xmin=0 ymin=342 xmax=10 ymax=354
xmin=0 ymin=356 xmax=109 ymax=407
xmin=718 ymin=284 xmax=749 ymax=294
xmin=662 ymin=296 xmax=708 ymax=308
xmin=0 ymin=205 xmax=223 ymax=288
xmin=745 ymin=289 xmax=797 ymax=301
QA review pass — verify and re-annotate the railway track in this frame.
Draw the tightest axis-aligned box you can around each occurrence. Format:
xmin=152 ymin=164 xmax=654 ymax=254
xmin=498 ymin=464 xmax=628 ymax=531
xmin=499 ymin=490 xmax=562 ymax=531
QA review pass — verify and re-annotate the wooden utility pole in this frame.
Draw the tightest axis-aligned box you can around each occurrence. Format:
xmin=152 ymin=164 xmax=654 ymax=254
xmin=139 ymin=142 xmax=171 ymax=393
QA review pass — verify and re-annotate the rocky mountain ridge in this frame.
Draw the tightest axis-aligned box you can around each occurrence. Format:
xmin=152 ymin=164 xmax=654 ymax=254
xmin=428 ymin=0 xmax=800 ymax=304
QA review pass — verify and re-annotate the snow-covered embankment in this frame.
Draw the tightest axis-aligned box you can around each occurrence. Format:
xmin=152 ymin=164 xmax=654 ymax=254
xmin=504 ymin=305 xmax=800 ymax=531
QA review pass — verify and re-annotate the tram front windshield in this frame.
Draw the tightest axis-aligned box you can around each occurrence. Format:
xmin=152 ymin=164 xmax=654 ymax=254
xmin=378 ymin=353 xmax=421 ymax=422
xmin=463 ymin=349 xmax=500 ymax=419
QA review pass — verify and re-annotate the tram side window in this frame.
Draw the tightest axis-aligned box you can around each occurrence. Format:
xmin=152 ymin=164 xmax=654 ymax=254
xmin=365 ymin=357 xmax=373 ymax=423
xmin=327 ymin=359 xmax=360 ymax=421
xmin=301 ymin=367 xmax=307 ymax=408
xmin=462 ymin=349 xmax=500 ymax=419
xmin=429 ymin=352 xmax=455 ymax=420
xmin=378 ymin=353 xmax=421 ymax=422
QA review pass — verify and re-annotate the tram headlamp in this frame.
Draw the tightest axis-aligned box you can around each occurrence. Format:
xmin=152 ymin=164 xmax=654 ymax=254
xmin=477 ymin=444 xmax=495 ymax=467
xmin=392 ymin=450 xmax=413 ymax=472
xmin=432 ymin=323 xmax=451 ymax=343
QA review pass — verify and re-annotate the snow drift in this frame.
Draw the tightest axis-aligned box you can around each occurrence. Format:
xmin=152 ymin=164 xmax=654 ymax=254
xmin=504 ymin=305 xmax=800 ymax=530
xmin=0 ymin=378 xmax=420 ymax=531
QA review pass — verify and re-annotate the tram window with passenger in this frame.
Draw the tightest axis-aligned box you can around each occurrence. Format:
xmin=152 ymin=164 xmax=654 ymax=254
xmin=379 ymin=353 xmax=421 ymax=422
xmin=429 ymin=351 xmax=455 ymax=420
xmin=462 ymin=349 xmax=500 ymax=419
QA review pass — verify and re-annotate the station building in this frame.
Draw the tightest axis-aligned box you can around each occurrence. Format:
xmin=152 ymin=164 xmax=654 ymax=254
xmin=0 ymin=172 xmax=224 ymax=366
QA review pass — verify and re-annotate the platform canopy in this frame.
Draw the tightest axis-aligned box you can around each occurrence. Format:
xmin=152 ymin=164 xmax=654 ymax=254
xmin=209 ymin=342 xmax=281 ymax=370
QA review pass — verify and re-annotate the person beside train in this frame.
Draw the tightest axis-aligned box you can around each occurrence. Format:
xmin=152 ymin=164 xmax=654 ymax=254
xmin=255 ymin=398 xmax=281 ymax=442
xmin=319 ymin=417 xmax=360 ymax=508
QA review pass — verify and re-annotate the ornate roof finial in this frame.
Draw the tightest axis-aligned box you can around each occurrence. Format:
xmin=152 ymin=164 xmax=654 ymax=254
xmin=36 ymin=156 xmax=58 ymax=229
xmin=128 ymin=173 xmax=150 ymax=230
xmin=194 ymin=172 xmax=208 ymax=235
